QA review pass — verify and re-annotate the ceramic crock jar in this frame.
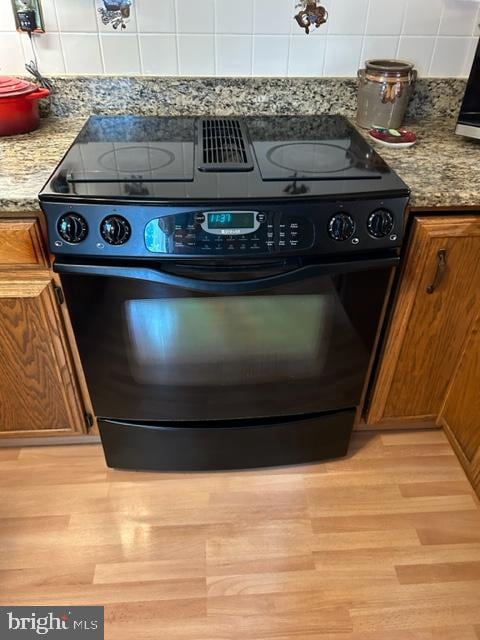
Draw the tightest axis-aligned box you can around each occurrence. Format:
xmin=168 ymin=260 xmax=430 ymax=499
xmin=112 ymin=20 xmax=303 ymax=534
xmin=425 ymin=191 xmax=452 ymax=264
xmin=356 ymin=59 xmax=417 ymax=130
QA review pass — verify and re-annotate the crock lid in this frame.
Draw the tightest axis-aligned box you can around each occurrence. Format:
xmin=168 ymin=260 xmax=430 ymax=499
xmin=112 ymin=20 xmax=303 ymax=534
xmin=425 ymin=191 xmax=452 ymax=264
xmin=365 ymin=59 xmax=414 ymax=74
xmin=0 ymin=76 xmax=37 ymax=98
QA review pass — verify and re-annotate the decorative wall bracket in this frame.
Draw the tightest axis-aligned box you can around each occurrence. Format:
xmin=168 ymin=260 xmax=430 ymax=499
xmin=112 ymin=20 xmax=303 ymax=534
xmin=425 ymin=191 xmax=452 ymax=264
xmin=97 ymin=0 xmax=132 ymax=30
xmin=294 ymin=1 xmax=328 ymax=34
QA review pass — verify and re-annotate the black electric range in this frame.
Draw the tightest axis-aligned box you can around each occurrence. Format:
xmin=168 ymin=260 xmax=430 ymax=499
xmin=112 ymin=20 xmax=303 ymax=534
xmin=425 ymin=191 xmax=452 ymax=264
xmin=39 ymin=115 xmax=410 ymax=472
xmin=40 ymin=115 xmax=409 ymax=259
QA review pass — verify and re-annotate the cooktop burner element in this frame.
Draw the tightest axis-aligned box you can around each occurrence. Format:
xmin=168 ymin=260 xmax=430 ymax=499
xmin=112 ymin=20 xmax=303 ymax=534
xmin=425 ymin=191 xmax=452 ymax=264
xmin=67 ymin=141 xmax=195 ymax=184
xmin=98 ymin=146 xmax=176 ymax=173
xmin=266 ymin=142 xmax=353 ymax=175
xmin=40 ymin=114 xmax=408 ymax=201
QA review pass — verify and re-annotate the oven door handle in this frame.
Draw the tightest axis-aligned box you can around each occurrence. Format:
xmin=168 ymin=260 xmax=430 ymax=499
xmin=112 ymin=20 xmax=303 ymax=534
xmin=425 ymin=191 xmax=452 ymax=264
xmin=54 ymin=256 xmax=399 ymax=294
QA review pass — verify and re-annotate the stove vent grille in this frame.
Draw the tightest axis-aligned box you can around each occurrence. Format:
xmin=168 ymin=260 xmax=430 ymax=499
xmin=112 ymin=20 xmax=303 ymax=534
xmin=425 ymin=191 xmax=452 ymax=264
xmin=199 ymin=118 xmax=253 ymax=172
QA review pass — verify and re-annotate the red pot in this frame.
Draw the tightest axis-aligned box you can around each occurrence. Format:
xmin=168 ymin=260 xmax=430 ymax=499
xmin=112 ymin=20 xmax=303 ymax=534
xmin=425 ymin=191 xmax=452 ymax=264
xmin=0 ymin=76 xmax=50 ymax=137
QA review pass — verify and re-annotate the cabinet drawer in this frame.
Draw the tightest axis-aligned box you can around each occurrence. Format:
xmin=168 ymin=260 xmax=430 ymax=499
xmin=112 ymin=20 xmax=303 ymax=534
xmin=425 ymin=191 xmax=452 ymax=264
xmin=0 ymin=219 xmax=48 ymax=268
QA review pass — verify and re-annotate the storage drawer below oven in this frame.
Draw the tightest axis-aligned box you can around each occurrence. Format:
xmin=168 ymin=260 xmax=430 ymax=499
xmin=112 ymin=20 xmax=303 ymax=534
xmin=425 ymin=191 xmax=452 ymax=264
xmin=98 ymin=409 xmax=355 ymax=471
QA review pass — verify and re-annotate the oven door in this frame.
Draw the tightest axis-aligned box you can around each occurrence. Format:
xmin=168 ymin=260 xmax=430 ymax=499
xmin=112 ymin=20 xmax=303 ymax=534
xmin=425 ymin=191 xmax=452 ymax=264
xmin=56 ymin=255 xmax=397 ymax=423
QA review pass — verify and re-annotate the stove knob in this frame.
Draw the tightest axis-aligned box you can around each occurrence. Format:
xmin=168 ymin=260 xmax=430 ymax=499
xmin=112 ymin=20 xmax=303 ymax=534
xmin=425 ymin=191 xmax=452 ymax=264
xmin=367 ymin=209 xmax=394 ymax=238
xmin=328 ymin=213 xmax=355 ymax=241
xmin=101 ymin=215 xmax=131 ymax=245
xmin=57 ymin=213 xmax=88 ymax=244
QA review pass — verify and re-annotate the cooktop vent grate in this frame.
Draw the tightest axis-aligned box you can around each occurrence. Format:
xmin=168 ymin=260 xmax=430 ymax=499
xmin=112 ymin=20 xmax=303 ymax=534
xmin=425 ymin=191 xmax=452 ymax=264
xmin=198 ymin=118 xmax=253 ymax=172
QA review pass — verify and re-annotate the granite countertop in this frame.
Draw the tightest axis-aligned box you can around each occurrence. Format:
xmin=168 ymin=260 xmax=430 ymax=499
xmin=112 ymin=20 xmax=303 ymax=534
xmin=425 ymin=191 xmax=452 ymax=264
xmin=1 ymin=115 xmax=480 ymax=212
xmin=0 ymin=117 xmax=86 ymax=213
xmin=366 ymin=118 xmax=480 ymax=210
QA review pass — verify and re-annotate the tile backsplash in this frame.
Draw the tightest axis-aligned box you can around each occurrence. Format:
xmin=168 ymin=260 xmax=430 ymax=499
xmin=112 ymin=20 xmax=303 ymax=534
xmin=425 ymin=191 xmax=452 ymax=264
xmin=0 ymin=0 xmax=479 ymax=78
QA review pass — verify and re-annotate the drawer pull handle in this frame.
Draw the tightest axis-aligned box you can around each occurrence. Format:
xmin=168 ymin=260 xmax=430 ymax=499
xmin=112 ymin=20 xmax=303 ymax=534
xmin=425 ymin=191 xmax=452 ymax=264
xmin=426 ymin=249 xmax=447 ymax=294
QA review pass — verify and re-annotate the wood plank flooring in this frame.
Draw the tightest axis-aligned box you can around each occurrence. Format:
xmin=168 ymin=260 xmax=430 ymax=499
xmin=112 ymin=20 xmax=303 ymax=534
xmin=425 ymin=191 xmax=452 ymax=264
xmin=1 ymin=430 xmax=480 ymax=639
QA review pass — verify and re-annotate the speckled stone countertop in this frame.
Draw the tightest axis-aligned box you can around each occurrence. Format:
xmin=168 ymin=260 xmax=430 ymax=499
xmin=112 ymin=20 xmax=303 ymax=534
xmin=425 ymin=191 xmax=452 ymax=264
xmin=0 ymin=118 xmax=85 ymax=213
xmin=1 ymin=114 xmax=480 ymax=213
xmin=364 ymin=117 xmax=480 ymax=209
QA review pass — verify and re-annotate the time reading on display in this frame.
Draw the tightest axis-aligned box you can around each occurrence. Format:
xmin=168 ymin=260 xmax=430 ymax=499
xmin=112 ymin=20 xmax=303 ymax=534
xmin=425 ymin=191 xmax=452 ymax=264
xmin=207 ymin=212 xmax=254 ymax=229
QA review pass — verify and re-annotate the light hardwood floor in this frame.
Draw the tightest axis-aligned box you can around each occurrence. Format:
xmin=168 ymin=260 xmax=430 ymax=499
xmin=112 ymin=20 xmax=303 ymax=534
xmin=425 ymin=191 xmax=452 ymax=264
xmin=1 ymin=430 xmax=480 ymax=640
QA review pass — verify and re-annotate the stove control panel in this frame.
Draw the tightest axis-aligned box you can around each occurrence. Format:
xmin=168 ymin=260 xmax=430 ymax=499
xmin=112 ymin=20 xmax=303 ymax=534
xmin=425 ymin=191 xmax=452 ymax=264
xmin=144 ymin=211 xmax=314 ymax=255
xmin=42 ymin=196 xmax=408 ymax=258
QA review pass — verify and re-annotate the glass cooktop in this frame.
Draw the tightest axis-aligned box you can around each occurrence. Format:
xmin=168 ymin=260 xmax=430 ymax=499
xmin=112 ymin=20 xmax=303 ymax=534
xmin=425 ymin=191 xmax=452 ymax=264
xmin=39 ymin=115 xmax=409 ymax=202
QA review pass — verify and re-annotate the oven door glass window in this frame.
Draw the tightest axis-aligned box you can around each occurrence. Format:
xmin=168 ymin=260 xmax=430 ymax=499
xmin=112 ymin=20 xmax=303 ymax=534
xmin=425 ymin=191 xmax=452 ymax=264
xmin=125 ymin=295 xmax=330 ymax=386
xmin=61 ymin=265 xmax=390 ymax=423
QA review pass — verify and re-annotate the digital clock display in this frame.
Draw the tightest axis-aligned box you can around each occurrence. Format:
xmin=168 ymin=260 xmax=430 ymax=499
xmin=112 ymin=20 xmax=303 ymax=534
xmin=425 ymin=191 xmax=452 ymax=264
xmin=207 ymin=212 xmax=254 ymax=229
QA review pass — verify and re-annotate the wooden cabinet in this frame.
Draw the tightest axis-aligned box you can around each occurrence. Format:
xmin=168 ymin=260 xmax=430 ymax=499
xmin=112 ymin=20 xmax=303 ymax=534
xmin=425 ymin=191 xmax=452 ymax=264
xmin=439 ymin=314 xmax=480 ymax=498
xmin=0 ymin=213 xmax=91 ymax=439
xmin=0 ymin=219 xmax=48 ymax=268
xmin=366 ymin=215 xmax=480 ymax=427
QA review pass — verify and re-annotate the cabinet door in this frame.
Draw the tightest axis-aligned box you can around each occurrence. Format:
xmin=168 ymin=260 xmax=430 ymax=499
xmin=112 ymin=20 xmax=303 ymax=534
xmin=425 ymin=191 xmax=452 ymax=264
xmin=0 ymin=274 xmax=87 ymax=437
xmin=0 ymin=218 xmax=48 ymax=269
xmin=366 ymin=216 xmax=480 ymax=426
xmin=439 ymin=314 xmax=480 ymax=497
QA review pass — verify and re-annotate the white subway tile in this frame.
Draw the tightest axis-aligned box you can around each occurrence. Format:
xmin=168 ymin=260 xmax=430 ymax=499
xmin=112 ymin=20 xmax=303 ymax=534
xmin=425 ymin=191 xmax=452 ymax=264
xmin=215 ymin=0 xmax=254 ymax=34
xmin=327 ymin=0 xmax=369 ymax=35
xmin=0 ymin=0 xmax=476 ymax=79
xmin=178 ymin=34 xmax=215 ymax=75
xmin=474 ymin=6 xmax=480 ymax=37
xmin=22 ymin=32 xmax=65 ymax=73
xmin=0 ymin=0 xmax=17 ymax=31
xmin=397 ymin=35 xmax=435 ymax=76
xmin=216 ymin=35 xmax=252 ymax=76
xmin=100 ymin=34 xmax=140 ymax=74
xmin=254 ymin=0 xmax=293 ymax=35
xmin=361 ymin=36 xmax=399 ymax=63
xmin=55 ymin=0 xmax=97 ymax=32
xmin=367 ymin=0 xmax=406 ymax=35
xmin=324 ymin=35 xmax=363 ymax=76
xmin=463 ymin=36 xmax=478 ymax=76
xmin=439 ymin=0 xmax=479 ymax=36
xmin=61 ymin=34 xmax=103 ymax=74
xmin=139 ymin=34 xmax=178 ymax=75
xmin=288 ymin=34 xmax=326 ymax=76
xmin=403 ymin=0 xmax=443 ymax=35
xmin=137 ymin=0 xmax=175 ymax=32
xmin=429 ymin=36 xmax=472 ymax=76
xmin=39 ymin=0 xmax=59 ymax=32
xmin=176 ymin=0 xmax=214 ymax=34
xmin=252 ymin=35 xmax=289 ymax=76
xmin=0 ymin=32 xmax=25 ymax=75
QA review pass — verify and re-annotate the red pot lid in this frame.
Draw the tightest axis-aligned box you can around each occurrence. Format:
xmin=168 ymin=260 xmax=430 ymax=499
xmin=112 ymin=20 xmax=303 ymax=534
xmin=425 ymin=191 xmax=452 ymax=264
xmin=0 ymin=76 xmax=37 ymax=98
